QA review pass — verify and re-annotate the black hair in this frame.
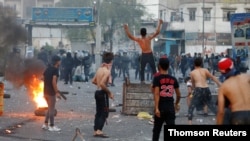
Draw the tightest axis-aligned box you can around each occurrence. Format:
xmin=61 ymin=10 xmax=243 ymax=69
xmin=51 ymin=55 xmax=61 ymax=65
xmin=102 ymin=52 xmax=114 ymax=64
xmin=140 ymin=28 xmax=147 ymax=36
xmin=194 ymin=57 xmax=203 ymax=67
xmin=158 ymin=57 xmax=169 ymax=71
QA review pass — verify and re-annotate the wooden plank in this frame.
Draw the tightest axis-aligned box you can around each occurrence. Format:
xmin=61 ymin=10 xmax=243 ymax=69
xmin=126 ymin=93 xmax=153 ymax=99
xmin=126 ymin=83 xmax=152 ymax=93
xmin=122 ymin=82 xmax=154 ymax=115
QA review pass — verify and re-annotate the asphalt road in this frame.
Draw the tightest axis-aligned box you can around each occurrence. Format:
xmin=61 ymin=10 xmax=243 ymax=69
xmin=0 ymin=69 xmax=218 ymax=141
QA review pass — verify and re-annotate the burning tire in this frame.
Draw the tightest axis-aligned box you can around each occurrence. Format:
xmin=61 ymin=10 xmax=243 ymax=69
xmin=4 ymin=94 xmax=11 ymax=98
xmin=34 ymin=107 xmax=57 ymax=116
xmin=109 ymin=108 xmax=116 ymax=112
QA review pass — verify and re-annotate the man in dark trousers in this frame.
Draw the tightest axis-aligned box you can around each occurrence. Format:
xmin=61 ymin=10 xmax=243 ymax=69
xmin=124 ymin=19 xmax=163 ymax=84
xmin=152 ymin=57 xmax=181 ymax=141
xmin=42 ymin=55 xmax=61 ymax=132
xmin=92 ymin=52 xmax=114 ymax=138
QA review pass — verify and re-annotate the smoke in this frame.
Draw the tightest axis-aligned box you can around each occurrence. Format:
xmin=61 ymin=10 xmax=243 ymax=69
xmin=0 ymin=6 xmax=27 ymax=48
xmin=4 ymin=54 xmax=46 ymax=89
xmin=0 ymin=6 xmax=45 ymax=89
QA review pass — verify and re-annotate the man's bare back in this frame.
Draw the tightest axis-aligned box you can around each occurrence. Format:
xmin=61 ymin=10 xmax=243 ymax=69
xmin=136 ymin=38 xmax=153 ymax=53
xmin=190 ymin=68 xmax=221 ymax=88
xmin=123 ymin=19 xmax=163 ymax=53
xmin=218 ymin=73 xmax=250 ymax=112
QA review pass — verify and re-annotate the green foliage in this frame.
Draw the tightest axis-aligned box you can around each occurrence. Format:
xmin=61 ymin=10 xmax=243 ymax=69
xmin=55 ymin=0 xmax=145 ymax=42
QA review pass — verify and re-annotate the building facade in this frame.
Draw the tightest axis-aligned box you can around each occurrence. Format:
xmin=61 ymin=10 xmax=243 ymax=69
xmin=165 ymin=0 xmax=250 ymax=56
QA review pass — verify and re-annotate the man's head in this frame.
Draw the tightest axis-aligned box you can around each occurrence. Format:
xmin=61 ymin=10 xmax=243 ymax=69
xmin=218 ymin=58 xmax=234 ymax=74
xmin=140 ymin=28 xmax=147 ymax=37
xmin=51 ymin=55 xmax=61 ymax=68
xmin=194 ymin=57 xmax=203 ymax=67
xmin=102 ymin=52 xmax=114 ymax=64
xmin=158 ymin=57 xmax=169 ymax=71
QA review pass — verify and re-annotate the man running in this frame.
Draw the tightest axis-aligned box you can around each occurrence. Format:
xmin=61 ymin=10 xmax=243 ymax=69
xmin=124 ymin=19 xmax=163 ymax=83
xmin=188 ymin=57 xmax=221 ymax=125
xmin=92 ymin=52 xmax=114 ymax=138
xmin=217 ymin=58 xmax=250 ymax=125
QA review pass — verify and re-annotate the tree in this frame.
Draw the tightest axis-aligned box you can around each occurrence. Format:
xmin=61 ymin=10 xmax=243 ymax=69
xmin=55 ymin=0 xmax=145 ymax=51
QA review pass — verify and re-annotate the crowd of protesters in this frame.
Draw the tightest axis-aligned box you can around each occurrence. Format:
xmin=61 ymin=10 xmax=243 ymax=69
xmin=37 ymin=48 xmax=95 ymax=87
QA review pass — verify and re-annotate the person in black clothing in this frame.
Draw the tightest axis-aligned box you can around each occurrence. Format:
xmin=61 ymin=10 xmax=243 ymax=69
xmin=62 ymin=52 xmax=75 ymax=86
xmin=37 ymin=47 xmax=49 ymax=66
xmin=152 ymin=57 xmax=181 ymax=141
xmin=121 ymin=51 xmax=131 ymax=80
xmin=42 ymin=55 xmax=61 ymax=132
xmin=134 ymin=53 xmax=141 ymax=80
xmin=83 ymin=51 xmax=92 ymax=82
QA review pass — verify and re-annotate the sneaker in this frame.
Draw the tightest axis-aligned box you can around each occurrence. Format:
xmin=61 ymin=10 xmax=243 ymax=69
xmin=42 ymin=124 xmax=49 ymax=130
xmin=48 ymin=126 xmax=61 ymax=132
xmin=148 ymin=118 xmax=154 ymax=125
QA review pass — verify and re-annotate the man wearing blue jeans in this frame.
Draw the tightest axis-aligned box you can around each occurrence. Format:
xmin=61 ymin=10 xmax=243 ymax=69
xmin=42 ymin=55 xmax=62 ymax=132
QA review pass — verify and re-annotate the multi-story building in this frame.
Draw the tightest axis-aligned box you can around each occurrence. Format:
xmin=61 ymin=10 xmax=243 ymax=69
xmin=164 ymin=0 xmax=250 ymax=56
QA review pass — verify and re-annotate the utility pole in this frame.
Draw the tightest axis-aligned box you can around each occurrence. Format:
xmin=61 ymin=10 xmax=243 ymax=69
xmin=202 ymin=0 xmax=205 ymax=55
xmin=95 ymin=0 xmax=102 ymax=70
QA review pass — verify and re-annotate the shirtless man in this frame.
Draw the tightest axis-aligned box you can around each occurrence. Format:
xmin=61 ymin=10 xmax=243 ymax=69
xmin=217 ymin=58 xmax=250 ymax=125
xmin=92 ymin=52 xmax=114 ymax=138
xmin=188 ymin=57 xmax=221 ymax=125
xmin=124 ymin=19 xmax=163 ymax=83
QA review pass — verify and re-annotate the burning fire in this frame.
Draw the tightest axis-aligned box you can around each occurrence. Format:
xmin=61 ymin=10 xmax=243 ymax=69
xmin=30 ymin=76 xmax=47 ymax=108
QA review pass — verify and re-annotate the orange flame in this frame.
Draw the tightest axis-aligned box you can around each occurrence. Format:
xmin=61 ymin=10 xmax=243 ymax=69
xmin=30 ymin=76 xmax=47 ymax=108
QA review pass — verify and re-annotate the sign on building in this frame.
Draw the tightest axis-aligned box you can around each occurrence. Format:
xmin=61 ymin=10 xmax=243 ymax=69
xmin=230 ymin=13 xmax=249 ymax=61
xmin=32 ymin=7 xmax=94 ymax=23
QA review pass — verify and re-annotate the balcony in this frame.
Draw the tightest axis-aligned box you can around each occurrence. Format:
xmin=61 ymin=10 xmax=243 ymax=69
xmin=168 ymin=21 xmax=185 ymax=31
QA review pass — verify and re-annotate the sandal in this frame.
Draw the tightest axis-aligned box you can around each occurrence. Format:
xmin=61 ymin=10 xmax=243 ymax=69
xmin=93 ymin=134 xmax=109 ymax=138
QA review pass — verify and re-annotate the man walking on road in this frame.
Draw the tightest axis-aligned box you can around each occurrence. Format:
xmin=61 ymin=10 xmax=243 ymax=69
xmin=42 ymin=55 xmax=62 ymax=132
xmin=124 ymin=19 xmax=163 ymax=84
xmin=217 ymin=58 xmax=250 ymax=125
xmin=92 ymin=52 xmax=114 ymax=138
xmin=188 ymin=57 xmax=221 ymax=125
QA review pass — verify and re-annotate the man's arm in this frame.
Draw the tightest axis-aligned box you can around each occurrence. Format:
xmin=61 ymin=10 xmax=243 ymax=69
xmin=206 ymin=69 xmax=221 ymax=86
xmin=216 ymin=87 xmax=225 ymax=125
xmin=123 ymin=24 xmax=139 ymax=41
xmin=92 ymin=75 xmax=97 ymax=85
xmin=154 ymin=87 xmax=160 ymax=117
xmin=175 ymin=88 xmax=181 ymax=105
xmin=100 ymin=70 xmax=114 ymax=100
xmin=190 ymin=72 xmax=196 ymax=89
xmin=52 ymin=75 xmax=60 ymax=98
xmin=148 ymin=19 xmax=163 ymax=40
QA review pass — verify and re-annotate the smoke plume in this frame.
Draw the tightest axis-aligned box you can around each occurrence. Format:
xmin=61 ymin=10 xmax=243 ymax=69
xmin=0 ymin=6 xmax=46 ymax=89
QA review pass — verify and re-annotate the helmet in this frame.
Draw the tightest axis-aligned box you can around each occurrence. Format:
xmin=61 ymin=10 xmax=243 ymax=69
xmin=218 ymin=58 xmax=234 ymax=73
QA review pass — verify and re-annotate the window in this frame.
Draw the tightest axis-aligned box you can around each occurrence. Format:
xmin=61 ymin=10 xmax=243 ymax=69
xmin=170 ymin=12 xmax=176 ymax=22
xmin=203 ymin=8 xmax=211 ymax=21
xmin=246 ymin=8 xmax=250 ymax=13
xmin=222 ymin=9 xmax=235 ymax=21
xmin=189 ymin=8 xmax=196 ymax=21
